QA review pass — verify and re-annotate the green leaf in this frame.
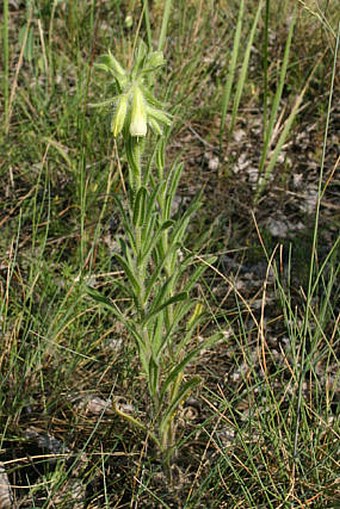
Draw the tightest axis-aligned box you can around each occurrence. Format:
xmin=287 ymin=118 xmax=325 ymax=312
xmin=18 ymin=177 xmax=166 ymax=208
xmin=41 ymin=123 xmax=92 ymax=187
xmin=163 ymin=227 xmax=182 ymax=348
xmin=230 ymin=0 xmax=263 ymax=134
xmin=140 ymin=219 xmax=174 ymax=266
xmin=150 ymin=314 xmax=165 ymax=358
xmin=148 ymin=356 xmax=159 ymax=400
xmin=140 ymin=84 xmax=165 ymax=110
xmin=159 ymin=377 xmax=201 ymax=435
xmin=161 ymin=220 xmax=174 ymax=230
xmin=88 ymin=97 xmax=116 ymax=109
xmin=94 ymin=62 xmax=112 ymax=74
xmin=146 ymin=275 xmax=175 ymax=314
xmin=86 ymin=286 xmax=121 ymax=315
xmin=160 ymin=333 xmax=221 ymax=400
xmin=19 ymin=25 xmax=34 ymax=62
xmin=154 ymin=300 xmax=195 ymax=359
xmin=133 ymin=186 xmax=148 ymax=227
xmin=98 ymin=52 xmax=127 ymax=80
xmin=148 ymin=117 xmax=163 ymax=135
xmin=144 ymin=292 xmax=188 ymax=325
xmin=144 ymin=257 xmax=172 ymax=302
xmin=219 ymin=0 xmax=244 ymax=149
xmin=147 ymin=106 xmax=172 ymax=127
xmin=145 ymin=185 xmax=161 ymax=220
xmin=140 ymin=212 xmax=157 ymax=252
xmin=258 ymin=9 xmax=296 ymax=179
xmin=169 ymin=196 xmax=201 ymax=246
xmin=144 ymin=51 xmax=166 ymax=72
xmin=125 ymin=137 xmax=141 ymax=178
xmin=86 ymin=286 xmax=144 ymax=352
xmin=112 ymin=196 xmax=136 ymax=252
xmin=156 ymin=138 xmax=166 ymax=172
xmin=114 ymin=253 xmax=140 ymax=295
xmin=165 ymin=161 xmax=184 ymax=219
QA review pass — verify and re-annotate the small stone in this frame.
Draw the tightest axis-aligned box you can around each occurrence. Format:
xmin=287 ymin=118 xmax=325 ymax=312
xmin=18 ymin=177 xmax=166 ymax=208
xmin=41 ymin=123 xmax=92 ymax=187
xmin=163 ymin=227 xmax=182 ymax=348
xmin=75 ymin=396 xmax=113 ymax=416
xmin=233 ymin=128 xmax=246 ymax=143
xmin=0 ymin=463 xmax=13 ymax=509
xmin=208 ymin=156 xmax=219 ymax=171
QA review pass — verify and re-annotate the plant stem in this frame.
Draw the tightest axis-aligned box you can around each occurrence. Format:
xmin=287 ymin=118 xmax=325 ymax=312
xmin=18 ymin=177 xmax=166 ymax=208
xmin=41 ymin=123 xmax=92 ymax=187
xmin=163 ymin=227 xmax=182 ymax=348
xmin=158 ymin=0 xmax=173 ymax=51
xmin=263 ymin=0 xmax=270 ymax=136
xmin=3 ymin=0 xmax=9 ymax=127
xmin=142 ymin=0 xmax=152 ymax=48
xmin=130 ymin=136 xmax=150 ymax=374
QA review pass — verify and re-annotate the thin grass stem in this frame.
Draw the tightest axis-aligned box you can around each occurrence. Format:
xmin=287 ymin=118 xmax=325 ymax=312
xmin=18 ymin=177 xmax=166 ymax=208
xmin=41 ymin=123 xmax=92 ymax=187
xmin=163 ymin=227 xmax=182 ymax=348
xmin=293 ymin=21 xmax=339 ymax=459
xmin=229 ymin=0 xmax=263 ymax=134
xmin=3 ymin=0 xmax=9 ymax=127
xmin=258 ymin=8 xmax=297 ymax=185
xmin=262 ymin=0 xmax=270 ymax=136
xmin=158 ymin=0 xmax=172 ymax=51
xmin=142 ymin=0 xmax=153 ymax=48
xmin=219 ymin=0 xmax=244 ymax=154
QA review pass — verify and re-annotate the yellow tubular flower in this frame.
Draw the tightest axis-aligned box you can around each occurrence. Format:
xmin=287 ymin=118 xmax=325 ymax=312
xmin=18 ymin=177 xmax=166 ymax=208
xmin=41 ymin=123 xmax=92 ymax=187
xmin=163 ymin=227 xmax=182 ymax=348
xmin=112 ymin=94 xmax=128 ymax=137
xmin=130 ymin=86 xmax=147 ymax=137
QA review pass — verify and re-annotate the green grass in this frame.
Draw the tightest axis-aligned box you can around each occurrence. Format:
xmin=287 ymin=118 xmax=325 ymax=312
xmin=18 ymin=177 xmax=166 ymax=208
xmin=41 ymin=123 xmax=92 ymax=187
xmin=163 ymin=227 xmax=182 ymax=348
xmin=0 ymin=1 xmax=339 ymax=507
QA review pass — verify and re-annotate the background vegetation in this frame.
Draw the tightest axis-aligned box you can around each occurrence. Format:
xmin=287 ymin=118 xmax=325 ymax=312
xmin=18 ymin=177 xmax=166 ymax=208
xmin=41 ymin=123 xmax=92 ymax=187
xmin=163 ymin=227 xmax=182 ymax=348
xmin=0 ymin=0 xmax=339 ymax=507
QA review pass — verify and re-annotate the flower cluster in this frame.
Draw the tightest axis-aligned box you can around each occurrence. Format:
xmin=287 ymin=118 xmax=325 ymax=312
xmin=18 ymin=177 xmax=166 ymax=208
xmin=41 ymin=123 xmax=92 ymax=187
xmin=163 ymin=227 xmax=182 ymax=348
xmin=94 ymin=42 xmax=172 ymax=138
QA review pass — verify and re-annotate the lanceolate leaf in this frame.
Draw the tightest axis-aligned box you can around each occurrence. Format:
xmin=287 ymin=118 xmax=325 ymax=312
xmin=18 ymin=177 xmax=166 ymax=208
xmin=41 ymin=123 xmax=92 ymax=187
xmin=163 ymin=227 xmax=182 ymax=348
xmin=160 ymin=333 xmax=222 ymax=400
xmin=86 ymin=286 xmax=122 ymax=316
xmin=146 ymin=275 xmax=175 ymax=314
xmin=143 ymin=292 xmax=188 ymax=325
xmin=88 ymin=97 xmax=116 ymax=108
xmin=140 ymin=220 xmax=174 ymax=265
xmin=148 ymin=355 xmax=160 ymax=400
xmin=86 ymin=287 xmax=141 ymax=334
xmin=140 ymin=213 xmax=157 ymax=252
xmin=140 ymin=83 xmax=166 ymax=110
xmin=145 ymin=184 xmax=162 ymax=221
xmin=114 ymin=253 xmax=140 ymax=295
xmin=133 ymin=186 xmax=148 ymax=227
xmin=112 ymin=196 xmax=137 ymax=252
xmin=169 ymin=196 xmax=201 ymax=247
xmin=155 ymin=300 xmax=194 ymax=358
xmin=144 ymin=254 xmax=173 ymax=301
xmin=159 ymin=377 xmax=201 ymax=435
xmin=165 ymin=161 xmax=184 ymax=219
xmin=86 ymin=287 xmax=144 ymax=354
xmin=156 ymin=138 xmax=166 ymax=173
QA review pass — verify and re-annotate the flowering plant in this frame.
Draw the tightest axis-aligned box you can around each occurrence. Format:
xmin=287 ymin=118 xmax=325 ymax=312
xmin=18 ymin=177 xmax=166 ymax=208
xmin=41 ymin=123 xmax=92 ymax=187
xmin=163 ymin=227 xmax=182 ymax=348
xmin=89 ymin=42 xmax=219 ymax=466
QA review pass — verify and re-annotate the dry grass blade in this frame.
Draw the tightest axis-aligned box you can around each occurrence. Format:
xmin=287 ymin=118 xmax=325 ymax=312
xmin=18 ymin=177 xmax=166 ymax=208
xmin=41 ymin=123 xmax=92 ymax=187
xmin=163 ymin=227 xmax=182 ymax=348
xmin=5 ymin=4 xmax=33 ymax=134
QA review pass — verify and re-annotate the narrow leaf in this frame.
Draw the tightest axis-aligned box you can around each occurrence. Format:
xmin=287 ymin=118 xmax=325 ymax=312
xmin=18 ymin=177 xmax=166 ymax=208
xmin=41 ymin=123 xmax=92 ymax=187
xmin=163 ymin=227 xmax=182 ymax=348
xmin=114 ymin=253 xmax=140 ymax=295
xmin=160 ymin=333 xmax=222 ymax=399
xmin=133 ymin=186 xmax=148 ymax=227
xmin=148 ymin=356 xmax=159 ymax=400
xmin=159 ymin=377 xmax=201 ymax=434
xmin=144 ymin=292 xmax=188 ymax=324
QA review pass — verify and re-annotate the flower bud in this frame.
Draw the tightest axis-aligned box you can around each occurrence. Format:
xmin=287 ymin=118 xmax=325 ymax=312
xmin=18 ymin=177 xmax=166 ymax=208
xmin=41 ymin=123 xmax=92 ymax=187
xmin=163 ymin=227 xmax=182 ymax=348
xmin=111 ymin=94 xmax=128 ymax=137
xmin=130 ymin=87 xmax=147 ymax=137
